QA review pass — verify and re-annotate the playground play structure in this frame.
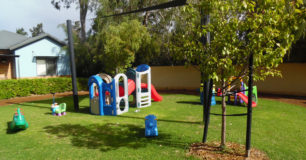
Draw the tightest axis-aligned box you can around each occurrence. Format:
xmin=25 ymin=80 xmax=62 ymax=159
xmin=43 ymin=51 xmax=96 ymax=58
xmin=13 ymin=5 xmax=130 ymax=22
xmin=88 ymin=64 xmax=162 ymax=116
xmin=226 ymin=78 xmax=258 ymax=107
xmin=200 ymin=78 xmax=258 ymax=107
xmin=9 ymin=108 xmax=29 ymax=131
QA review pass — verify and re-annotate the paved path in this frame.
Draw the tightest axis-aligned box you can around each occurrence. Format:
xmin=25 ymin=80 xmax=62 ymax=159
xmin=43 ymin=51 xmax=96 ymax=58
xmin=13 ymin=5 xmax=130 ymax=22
xmin=0 ymin=91 xmax=89 ymax=106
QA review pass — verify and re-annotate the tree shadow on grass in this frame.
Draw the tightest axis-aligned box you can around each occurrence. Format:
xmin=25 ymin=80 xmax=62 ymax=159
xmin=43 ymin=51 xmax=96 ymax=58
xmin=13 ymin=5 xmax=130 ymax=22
xmin=176 ymin=100 xmax=222 ymax=106
xmin=6 ymin=121 xmax=27 ymax=134
xmin=176 ymin=101 xmax=202 ymax=105
xmin=44 ymin=123 xmax=187 ymax=152
xmin=14 ymin=95 xmax=91 ymax=114
xmin=118 ymin=115 xmax=201 ymax=125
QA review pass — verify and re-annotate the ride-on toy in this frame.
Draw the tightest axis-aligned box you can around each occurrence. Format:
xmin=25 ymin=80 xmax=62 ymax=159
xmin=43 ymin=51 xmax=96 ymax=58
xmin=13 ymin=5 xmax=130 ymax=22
xmin=9 ymin=108 xmax=29 ymax=131
xmin=50 ymin=92 xmax=67 ymax=116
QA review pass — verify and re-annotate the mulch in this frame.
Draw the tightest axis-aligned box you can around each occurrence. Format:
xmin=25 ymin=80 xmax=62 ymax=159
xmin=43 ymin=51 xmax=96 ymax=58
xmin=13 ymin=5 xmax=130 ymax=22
xmin=259 ymin=93 xmax=306 ymax=108
xmin=1 ymin=91 xmax=305 ymax=108
xmin=0 ymin=91 xmax=89 ymax=106
xmin=188 ymin=142 xmax=269 ymax=160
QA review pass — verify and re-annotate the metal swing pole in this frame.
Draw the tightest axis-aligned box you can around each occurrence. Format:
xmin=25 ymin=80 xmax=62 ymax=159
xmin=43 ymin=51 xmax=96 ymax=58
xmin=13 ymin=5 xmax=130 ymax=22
xmin=201 ymin=7 xmax=212 ymax=143
xmin=246 ymin=53 xmax=254 ymax=156
xmin=67 ymin=20 xmax=79 ymax=111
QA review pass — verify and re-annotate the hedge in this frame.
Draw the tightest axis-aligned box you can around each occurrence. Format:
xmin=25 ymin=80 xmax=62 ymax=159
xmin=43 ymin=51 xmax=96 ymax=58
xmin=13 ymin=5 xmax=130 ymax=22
xmin=0 ymin=77 xmax=88 ymax=100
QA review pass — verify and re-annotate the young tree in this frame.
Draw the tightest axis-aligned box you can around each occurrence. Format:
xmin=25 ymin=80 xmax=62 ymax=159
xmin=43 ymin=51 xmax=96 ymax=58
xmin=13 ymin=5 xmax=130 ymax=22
xmin=16 ymin=28 xmax=28 ymax=36
xmin=29 ymin=23 xmax=45 ymax=37
xmin=93 ymin=20 xmax=151 ymax=75
xmin=172 ymin=0 xmax=304 ymax=148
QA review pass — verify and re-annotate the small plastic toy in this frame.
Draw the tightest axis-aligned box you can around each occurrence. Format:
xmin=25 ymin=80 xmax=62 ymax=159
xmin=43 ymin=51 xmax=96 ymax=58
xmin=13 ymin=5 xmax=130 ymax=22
xmin=145 ymin=114 xmax=158 ymax=137
xmin=200 ymin=83 xmax=216 ymax=106
xmin=50 ymin=92 xmax=67 ymax=116
xmin=51 ymin=103 xmax=67 ymax=116
xmin=9 ymin=108 xmax=29 ymax=131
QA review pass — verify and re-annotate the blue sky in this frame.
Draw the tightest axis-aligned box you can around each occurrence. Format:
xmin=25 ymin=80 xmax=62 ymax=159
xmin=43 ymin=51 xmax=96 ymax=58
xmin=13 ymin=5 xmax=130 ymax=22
xmin=0 ymin=0 xmax=95 ymax=40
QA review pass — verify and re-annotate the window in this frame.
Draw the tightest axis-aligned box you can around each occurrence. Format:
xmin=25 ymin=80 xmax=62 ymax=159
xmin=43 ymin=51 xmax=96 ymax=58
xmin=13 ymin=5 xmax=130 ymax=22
xmin=36 ymin=57 xmax=57 ymax=76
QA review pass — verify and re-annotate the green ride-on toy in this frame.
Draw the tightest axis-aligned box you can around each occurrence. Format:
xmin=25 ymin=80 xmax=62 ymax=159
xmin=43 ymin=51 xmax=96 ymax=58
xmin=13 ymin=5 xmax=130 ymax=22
xmin=9 ymin=108 xmax=29 ymax=131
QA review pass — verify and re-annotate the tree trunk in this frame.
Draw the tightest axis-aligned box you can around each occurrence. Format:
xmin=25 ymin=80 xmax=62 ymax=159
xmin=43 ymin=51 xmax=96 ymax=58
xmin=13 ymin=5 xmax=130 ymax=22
xmin=143 ymin=11 xmax=149 ymax=26
xmin=221 ymin=79 xmax=226 ymax=148
xmin=142 ymin=0 xmax=152 ymax=26
xmin=79 ymin=0 xmax=88 ymax=43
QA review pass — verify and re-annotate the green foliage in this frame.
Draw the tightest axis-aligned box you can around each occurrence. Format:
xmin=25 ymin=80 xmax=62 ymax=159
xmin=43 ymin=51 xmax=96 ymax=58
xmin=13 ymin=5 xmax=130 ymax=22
xmin=134 ymin=34 xmax=162 ymax=66
xmin=16 ymin=28 xmax=28 ymax=36
xmin=171 ymin=0 xmax=305 ymax=147
xmin=93 ymin=0 xmax=183 ymax=66
xmin=172 ymin=0 xmax=305 ymax=82
xmin=92 ymin=20 xmax=151 ymax=75
xmin=29 ymin=23 xmax=45 ymax=37
xmin=0 ymin=77 xmax=88 ymax=100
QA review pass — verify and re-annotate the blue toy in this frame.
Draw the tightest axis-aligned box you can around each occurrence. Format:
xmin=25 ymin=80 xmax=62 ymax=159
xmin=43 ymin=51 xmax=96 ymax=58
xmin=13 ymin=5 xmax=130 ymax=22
xmin=145 ymin=114 xmax=158 ymax=137
xmin=200 ymin=83 xmax=216 ymax=106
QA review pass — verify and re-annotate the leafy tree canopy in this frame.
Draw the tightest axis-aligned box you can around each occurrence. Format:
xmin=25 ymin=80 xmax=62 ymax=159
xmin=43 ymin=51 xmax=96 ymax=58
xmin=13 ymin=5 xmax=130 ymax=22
xmin=171 ymin=0 xmax=305 ymax=148
xmin=29 ymin=23 xmax=45 ymax=37
xmin=93 ymin=19 xmax=151 ymax=75
xmin=16 ymin=28 xmax=28 ymax=36
xmin=173 ymin=0 xmax=305 ymax=82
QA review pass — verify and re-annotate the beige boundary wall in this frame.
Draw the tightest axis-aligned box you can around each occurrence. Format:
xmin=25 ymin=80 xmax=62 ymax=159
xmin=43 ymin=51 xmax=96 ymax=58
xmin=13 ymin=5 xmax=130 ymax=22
xmin=151 ymin=66 xmax=201 ymax=91
xmin=255 ymin=63 xmax=306 ymax=96
xmin=151 ymin=63 xmax=306 ymax=96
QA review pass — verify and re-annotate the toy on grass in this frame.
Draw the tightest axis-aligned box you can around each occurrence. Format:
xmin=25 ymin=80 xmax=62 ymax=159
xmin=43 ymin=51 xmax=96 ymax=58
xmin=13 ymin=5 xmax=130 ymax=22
xmin=51 ymin=103 xmax=67 ymax=116
xmin=9 ymin=108 xmax=29 ymax=131
xmin=242 ymin=82 xmax=258 ymax=103
xmin=200 ymin=83 xmax=216 ymax=106
xmin=226 ymin=77 xmax=257 ymax=107
xmin=145 ymin=114 xmax=158 ymax=137
xmin=50 ymin=92 xmax=67 ymax=116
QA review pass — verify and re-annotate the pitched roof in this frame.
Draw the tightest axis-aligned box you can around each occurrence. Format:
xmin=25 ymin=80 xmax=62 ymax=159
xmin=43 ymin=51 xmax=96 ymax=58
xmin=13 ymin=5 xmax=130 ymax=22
xmin=0 ymin=30 xmax=65 ymax=50
xmin=0 ymin=30 xmax=28 ymax=49
xmin=9 ymin=33 xmax=65 ymax=50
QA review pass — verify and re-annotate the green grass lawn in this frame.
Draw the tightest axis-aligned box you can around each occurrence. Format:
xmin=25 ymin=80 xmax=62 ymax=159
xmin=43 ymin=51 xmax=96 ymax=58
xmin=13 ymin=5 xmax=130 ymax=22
xmin=0 ymin=94 xmax=305 ymax=160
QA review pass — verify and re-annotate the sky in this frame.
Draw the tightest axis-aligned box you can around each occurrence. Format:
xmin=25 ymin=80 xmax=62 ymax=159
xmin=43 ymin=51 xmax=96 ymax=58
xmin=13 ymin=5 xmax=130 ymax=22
xmin=0 ymin=0 xmax=95 ymax=41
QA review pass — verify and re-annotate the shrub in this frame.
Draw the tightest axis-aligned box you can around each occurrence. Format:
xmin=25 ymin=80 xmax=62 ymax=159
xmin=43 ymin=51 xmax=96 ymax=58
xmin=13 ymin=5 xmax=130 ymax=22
xmin=0 ymin=77 xmax=88 ymax=100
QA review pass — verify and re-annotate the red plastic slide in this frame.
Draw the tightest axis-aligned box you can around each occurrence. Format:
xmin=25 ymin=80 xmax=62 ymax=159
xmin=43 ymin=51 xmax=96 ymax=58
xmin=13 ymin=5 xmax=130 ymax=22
xmin=119 ymin=79 xmax=136 ymax=96
xmin=237 ymin=92 xmax=257 ymax=107
xmin=140 ymin=83 xmax=163 ymax=102
xmin=118 ymin=79 xmax=162 ymax=102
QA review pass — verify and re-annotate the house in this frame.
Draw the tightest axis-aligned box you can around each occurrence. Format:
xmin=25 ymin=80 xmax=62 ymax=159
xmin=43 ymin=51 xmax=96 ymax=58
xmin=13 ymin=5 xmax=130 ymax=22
xmin=0 ymin=30 xmax=70 ymax=79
